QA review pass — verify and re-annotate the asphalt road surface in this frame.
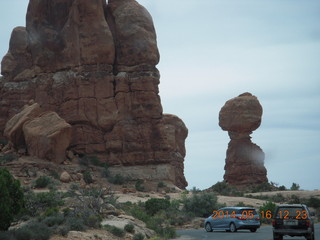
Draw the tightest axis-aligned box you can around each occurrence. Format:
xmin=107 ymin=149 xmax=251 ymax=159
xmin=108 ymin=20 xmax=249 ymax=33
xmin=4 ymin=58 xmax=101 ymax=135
xmin=174 ymin=223 xmax=320 ymax=240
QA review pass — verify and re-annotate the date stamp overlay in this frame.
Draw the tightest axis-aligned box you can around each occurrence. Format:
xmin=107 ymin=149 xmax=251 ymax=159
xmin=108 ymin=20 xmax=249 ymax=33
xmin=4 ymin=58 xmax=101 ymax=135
xmin=211 ymin=210 xmax=308 ymax=220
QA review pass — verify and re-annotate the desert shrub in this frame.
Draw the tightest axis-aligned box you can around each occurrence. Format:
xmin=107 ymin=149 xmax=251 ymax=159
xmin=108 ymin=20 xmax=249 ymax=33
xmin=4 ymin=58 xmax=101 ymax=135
xmin=0 ymin=168 xmax=24 ymax=230
xmin=290 ymin=182 xmax=300 ymax=191
xmin=288 ymin=194 xmax=301 ymax=204
xmin=57 ymin=225 xmax=70 ymax=236
xmin=271 ymin=193 xmax=286 ymax=203
xmin=157 ymin=182 xmax=166 ymax=188
xmin=65 ymin=217 xmax=86 ymax=231
xmin=133 ymin=233 xmax=145 ymax=240
xmin=49 ymin=170 xmax=59 ymax=180
xmin=42 ymin=214 xmax=64 ymax=227
xmin=235 ymin=202 xmax=253 ymax=207
xmin=24 ymin=190 xmax=64 ymax=216
xmin=209 ymin=181 xmax=244 ymax=196
xmin=259 ymin=201 xmax=276 ymax=224
xmin=0 ymin=153 xmax=18 ymax=164
xmin=101 ymin=165 xmax=110 ymax=178
xmin=0 ymin=231 xmax=15 ymax=240
xmin=252 ymin=182 xmax=273 ymax=192
xmin=108 ymin=174 xmax=127 ymax=185
xmin=190 ymin=186 xmax=201 ymax=193
xmin=124 ymin=223 xmax=135 ymax=233
xmin=278 ymin=185 xmax=286 ymax=191
xmin=183 ymin=192 xmax=222 ymax=217
xmin=17 ymin=222 xmax=51 ymax=240
xmin=104 ymin=224 xmax=125 ymax=237
xmin=135 ymin=179 xmax=145 ymax=192
xmin=34 ymin=176 xmax=52 ymax=188
xmin=83 ymin=171 xmax=94 ymax=184
xmin=307 ymin=197 xmax=320 ymax=209
xmin=145 ymin=198 xmax=170 ymax=216
xmin=129 ymin=204 xmax=150 ymax=223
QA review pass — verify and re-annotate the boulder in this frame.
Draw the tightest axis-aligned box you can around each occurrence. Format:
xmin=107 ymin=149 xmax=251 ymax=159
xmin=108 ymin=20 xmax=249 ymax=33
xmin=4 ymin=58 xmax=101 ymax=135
xmin=219 ymin=92 xmax=263 ymax=133
xmin=4 ymin=103 xmax=42 ymax=147
xmin=60 ymin=171 xmax=71 ymax=183
xmin=23 ymin=112 xmax=72 ymax=163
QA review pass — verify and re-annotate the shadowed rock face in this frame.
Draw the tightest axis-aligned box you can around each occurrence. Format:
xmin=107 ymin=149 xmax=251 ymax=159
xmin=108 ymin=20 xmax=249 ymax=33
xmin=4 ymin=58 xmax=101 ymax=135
xmin=0 ymin=0 xmax=187 ymax=188
xmin=219 ymin=93 xmax=268 ymax=187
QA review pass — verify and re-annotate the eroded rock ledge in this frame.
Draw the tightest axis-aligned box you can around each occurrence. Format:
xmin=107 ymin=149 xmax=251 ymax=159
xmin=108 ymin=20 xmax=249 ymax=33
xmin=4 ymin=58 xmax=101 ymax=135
xmin=0 ymin=0 xmax=188 ymax=188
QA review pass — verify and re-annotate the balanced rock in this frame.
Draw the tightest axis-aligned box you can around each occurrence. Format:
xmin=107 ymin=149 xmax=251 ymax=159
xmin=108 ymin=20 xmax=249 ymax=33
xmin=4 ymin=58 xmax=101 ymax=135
xmin=219 ymin=93 xmax=267 ymax=187
xmin=0 ymin=0 xmax=188 ymax=188
xmin=23 ymin=112 xmax=72 ymax=163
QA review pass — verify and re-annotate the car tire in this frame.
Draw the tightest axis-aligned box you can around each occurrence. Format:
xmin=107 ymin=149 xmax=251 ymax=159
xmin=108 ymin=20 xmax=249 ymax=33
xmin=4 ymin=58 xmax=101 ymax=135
xmin=273 ymin=233 xmax=283 ymax=240
xmin=205 ymin=223 xmax=213 ymax=232
xmin=250 ymin=228 xmax=257 ymax=232
xmin=306 ymin=232 xmax=314 ymax=240
xmin=230 ymin=223 xmax=237 ymax=232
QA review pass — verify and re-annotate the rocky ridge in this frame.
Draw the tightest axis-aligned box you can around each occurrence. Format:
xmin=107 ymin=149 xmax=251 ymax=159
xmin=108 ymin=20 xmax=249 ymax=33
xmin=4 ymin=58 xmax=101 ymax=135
xmin=219 ymin=92 xmax=268 ymax=187
xmin=0 ymin=0 xmax=188 ymax=188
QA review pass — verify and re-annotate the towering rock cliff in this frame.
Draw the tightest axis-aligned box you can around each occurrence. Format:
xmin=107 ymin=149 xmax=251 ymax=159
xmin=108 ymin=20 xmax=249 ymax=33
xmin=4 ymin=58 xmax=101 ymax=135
xmin=219 ymin=93 xmax=268 ymax=187
xmin=0 ymin=0 xmax=188 ymax=188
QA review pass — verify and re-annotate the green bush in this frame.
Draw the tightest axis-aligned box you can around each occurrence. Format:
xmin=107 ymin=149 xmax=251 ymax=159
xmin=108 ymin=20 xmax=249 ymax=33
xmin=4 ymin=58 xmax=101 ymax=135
xmin=278 ymin=185 xmax=286 ymax=191
xmin=307 ymin=197 xmax=320 ymax=209
xmin=17 ymin=222 xmax=51 ymax=240
xmin=66 ymin=217 xmax=86 ymax=231
xmin=145 ymin=198 xmax=170 ymax=216
xmin=24 ymin=190 xmax=64 ymax=216
xmin=124 ymin=223 xmax=135 ymax=233
xmin=157 ymin=182 xmax=166 ymax=188
xmin=252 ymin=182 xmax=273 ymax=193
xmin=129 ymin=204 xmax=150 ymax=223
xmin=183 ymin=192 xmax=222 ymax=217
xmin=259 ymin=201 xmax=276 ymax=224
xmin=83 ymin=171 xmax=94 ymax=184
xmin=57 ymin=225 xmax=70 ymax=236
xmin=290 ymin=182 xmax=300 ymax=191
xmin=135 ymin=179 xmax=145 ymax=192
xmin=0 ymin=168 xmax=24 ymax=230
xmin=42 ymin=214 xmax=64 ymax=227
xmin=0 ymin=231 xmax=15 ymax=240
xmin=108 ymin=174 xmax=127 ymax=185
xmin=34 ymin=176 xmax=52 ymax=188
xmin=104 ymin=224 xmax=125 ymax=237
xmin=133 ymin=233 xmax=144 ymax=240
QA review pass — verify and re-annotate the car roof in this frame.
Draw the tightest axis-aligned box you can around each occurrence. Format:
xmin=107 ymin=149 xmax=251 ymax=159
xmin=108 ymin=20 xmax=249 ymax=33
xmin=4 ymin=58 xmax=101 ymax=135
xmin=221 ymin=207 xmax=256 ymax=210
xmin=277 ymin=204 xmax=306 ymax=207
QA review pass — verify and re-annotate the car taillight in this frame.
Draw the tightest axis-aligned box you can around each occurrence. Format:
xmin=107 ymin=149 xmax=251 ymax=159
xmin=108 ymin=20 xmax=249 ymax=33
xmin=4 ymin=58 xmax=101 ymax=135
xmin=306 ymin=220 xmax=310 ymax=227
xmin=236 ymin=217 xmax=247 ymax=220
xmin=255 ymin=218 xmax=260 ymax=221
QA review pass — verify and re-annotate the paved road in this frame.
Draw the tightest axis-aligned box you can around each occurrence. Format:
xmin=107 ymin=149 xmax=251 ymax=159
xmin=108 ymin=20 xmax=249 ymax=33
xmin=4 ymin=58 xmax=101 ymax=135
xmin=174 ymin=223 xmax=320 ymax=240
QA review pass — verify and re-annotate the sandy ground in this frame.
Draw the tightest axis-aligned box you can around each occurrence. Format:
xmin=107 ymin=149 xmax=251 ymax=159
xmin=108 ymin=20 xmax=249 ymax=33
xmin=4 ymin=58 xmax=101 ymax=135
xmin=245 ymin=190 xmax=320 ymax=199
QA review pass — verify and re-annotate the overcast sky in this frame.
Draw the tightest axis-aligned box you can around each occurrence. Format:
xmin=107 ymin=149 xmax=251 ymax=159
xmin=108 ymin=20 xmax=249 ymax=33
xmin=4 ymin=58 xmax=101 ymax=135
xmin=1 ymin=0 xmax=319 ymax=190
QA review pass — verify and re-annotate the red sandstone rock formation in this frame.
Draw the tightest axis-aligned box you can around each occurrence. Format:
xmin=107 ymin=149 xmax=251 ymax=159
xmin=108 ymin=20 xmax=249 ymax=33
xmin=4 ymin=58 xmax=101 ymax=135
xmin=0 ymin=0 xmax=187 ymax=188
xmin=219 ymin=93 xmax=268 ymax=187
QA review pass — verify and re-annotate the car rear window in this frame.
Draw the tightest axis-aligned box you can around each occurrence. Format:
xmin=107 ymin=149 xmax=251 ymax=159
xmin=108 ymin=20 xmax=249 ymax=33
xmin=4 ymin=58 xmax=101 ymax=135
xmin=237 ymin=209 xmax=257 ymax=215
xmin=276 ymin=207 xmax=305 ymax=218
